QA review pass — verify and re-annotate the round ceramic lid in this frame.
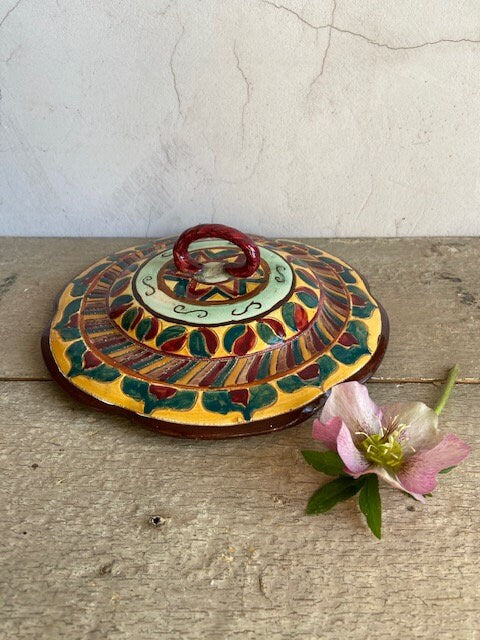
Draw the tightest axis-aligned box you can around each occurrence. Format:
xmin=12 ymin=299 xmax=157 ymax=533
xmin=42 ymin=224 xmax=388 ymax=438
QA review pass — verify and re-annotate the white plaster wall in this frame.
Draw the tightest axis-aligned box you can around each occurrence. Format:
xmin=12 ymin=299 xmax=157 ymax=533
xmin=0 ymin=0 xmax=479 ymax=237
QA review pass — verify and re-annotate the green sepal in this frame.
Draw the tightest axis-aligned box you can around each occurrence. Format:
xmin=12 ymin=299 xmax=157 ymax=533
xmin=301 ymin=450 xmax=346 ymax=476
xmin=358 ymin=474 xmax=382 ymax=539
xmin=306 ymin=476 xmax=364 ymax=515
xmin=439 ymin=466 xmax=456 ymax=474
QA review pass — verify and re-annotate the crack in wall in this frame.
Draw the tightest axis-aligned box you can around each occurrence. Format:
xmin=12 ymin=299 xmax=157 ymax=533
xmin=233 ymin=41 xmax=252 ymax=147
xmin=170 ymin=23 xmax=186 ymax=118
xmin=0 ymin=0 xmax=24 ymax=29
xmin=307 ymin=0 xmax=336 ymax=98
xmin=261 ymin=0 xmax=480 ymax=51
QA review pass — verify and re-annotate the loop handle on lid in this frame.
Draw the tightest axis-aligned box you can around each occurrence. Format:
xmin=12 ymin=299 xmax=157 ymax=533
xmin=173 ymin=223 xmax=261 ymax=278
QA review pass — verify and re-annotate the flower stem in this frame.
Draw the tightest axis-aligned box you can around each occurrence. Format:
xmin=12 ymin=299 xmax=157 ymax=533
xmin=434 ymin=365 xmax=459 ymax=416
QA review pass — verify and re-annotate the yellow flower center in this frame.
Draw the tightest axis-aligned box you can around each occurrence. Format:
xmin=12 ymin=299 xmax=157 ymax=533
xmin=360 ymin=432 xmax=403 ymax=469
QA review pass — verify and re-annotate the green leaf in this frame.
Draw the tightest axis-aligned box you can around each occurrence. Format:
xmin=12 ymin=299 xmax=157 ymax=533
xmin=358 ymin=474 xmax=382 ymax=539
xmin=306 ymin=476 xmax=364 ymax=515
xmin=301 ymin=450 xmax=345 ymax=476
xmin=439 ymin=466 xmax=456 ymax=474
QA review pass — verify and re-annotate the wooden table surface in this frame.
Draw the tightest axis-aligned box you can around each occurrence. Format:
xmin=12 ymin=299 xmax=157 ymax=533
xmin=1 ymin=237 xmax=479 ymax=639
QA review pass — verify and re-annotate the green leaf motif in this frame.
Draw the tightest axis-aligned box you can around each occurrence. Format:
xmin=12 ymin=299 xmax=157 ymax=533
xmin=302 ymin=450 xmax=346 ymax=476
xmin=339 ymin=269 xmax=356 ymax=284
xmin=281 ymin=302 xmax=297 ymax=331
xmin=306 ymin=476 xmax=364 ymax=515
xmin=331 ymin=320 xmax=370 ymax=365
xmin=136 ymin=317 xmax=152 ymax=341
xmin=296 ymin=269 xmax=317 ymax=288
xmin=121 ymin=307 xmax=137 ymax=330
xmin=54 ymin=298 xmax=82 ymax=341
xmin=297 ymin=290 xmax=318 ymax=308
xmin=358 ymin=474 xmax=382 ymax=539
xmin=156 ymin=325 xmax=186 ymax=348
xmin=223 ymin=325 xmax=246 ymax=353
xmin=110 ymin=294 xmax=133 ymax=310
xmin=318 ymin=354 xmax=338 ymax=382
xmin=277 ymin=375 xmax=305 ymax=393
xmin=439 ymin=466 xmax=456 ymax=474
xmin=202 ymin=390 xmax=234 ymax=416
xmin=202 ymin=384 xmax=277 ymax=421
xmin=66 ymin=340 xmax=120 ymax=382
xmin=277 ymin=355 xmax=338 ymax=394
xmin=70 ymin=263 xmax=109 ymax=296
xmin=121 ymin=377 xmax=197 ymax=414
xmin=348 ymin=285 xmax=376 ymax=319
xmin=189 ymin=330 xmax=210 ymax=358
xmin=249 ymin=384 xmax=277 ymax=413
xmin=257 ymin=322 xmax=282 ymax=345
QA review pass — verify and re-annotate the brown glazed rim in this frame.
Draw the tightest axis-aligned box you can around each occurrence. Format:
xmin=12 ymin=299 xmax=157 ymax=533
xmin=41 ymin=255 xmax=390 ymax=440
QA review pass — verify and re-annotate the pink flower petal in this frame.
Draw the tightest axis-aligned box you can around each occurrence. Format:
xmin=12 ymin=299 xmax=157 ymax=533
xmin=381 ymin=401 xmax=439 ymax=458
xmin=397 ymin=434 xmax=471 ymax=495
xmin=312 ymin=417 xmax=342 ymax=451
xmin=320 ymin=382 xmax=382 ymax=438
xmin=374 ymin=467 xmax=427 ymax=503
xmin=336 ymin=423 xmax=371 ymax=475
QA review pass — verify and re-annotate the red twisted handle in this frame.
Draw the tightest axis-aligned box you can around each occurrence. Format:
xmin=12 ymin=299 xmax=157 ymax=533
xmin=173 ymin=223 xmax=260 ymax=278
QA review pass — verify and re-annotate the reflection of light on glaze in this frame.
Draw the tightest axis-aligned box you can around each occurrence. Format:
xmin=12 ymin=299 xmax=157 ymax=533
xmin=135 ymin=240 xmax=293 ymax=325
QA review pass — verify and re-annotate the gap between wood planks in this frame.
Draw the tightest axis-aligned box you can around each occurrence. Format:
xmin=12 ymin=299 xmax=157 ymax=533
xmin=1 ymin=376 xmax=479 ymax=384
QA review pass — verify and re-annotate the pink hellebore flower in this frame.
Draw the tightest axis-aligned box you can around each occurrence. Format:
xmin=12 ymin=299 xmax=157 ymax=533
xmin=313 ymin=381 xmax=470 ymax=502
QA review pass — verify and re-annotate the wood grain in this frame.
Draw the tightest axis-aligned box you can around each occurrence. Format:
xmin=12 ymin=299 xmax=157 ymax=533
xmin=1 ymin=237 xmax=478 ymax=381
xmin=1 ymin=237 xmax=479 ymax=639
xmin=1 ymin=380 xmax=478 ymax=639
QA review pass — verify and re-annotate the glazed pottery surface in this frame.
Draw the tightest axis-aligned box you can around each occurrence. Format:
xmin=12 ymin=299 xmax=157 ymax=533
xmin=42 ymin=224 xmax=389 ymax=438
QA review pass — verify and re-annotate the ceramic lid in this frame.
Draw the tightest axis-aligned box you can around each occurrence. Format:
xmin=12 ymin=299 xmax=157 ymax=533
xmin=42 ymin=224 xmax=388 ymax=438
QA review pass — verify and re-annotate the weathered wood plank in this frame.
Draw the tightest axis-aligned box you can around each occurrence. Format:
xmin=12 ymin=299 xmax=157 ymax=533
xmin=1 ymin=237 xmax=478 ymax=380
xmin=1 ymin=380 xmax=478 ymax=639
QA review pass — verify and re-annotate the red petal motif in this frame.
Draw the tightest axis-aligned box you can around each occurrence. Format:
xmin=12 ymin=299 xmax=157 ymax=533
xmin=144 ymin=317 xmax=159 ymax=341
xmin=338 ymin=333 xmax=358 ymax=346
xmin=149 ymin=385 xmax=177 ymax=400
xmin=230 ymin=389 xmax=249 ymax=407
xmin=262 ymin=317 xmax=286 ymax=337
xmin=83 ymin=350 xmax=102 ymax=369
xmin=199 ymin=328 xmax=219 ymax=355
xmin=233 ymin=326 xmax=257 ymax=356
xmin=294 ymin=304 xmax=308 ymax=331
xmin=161 ymin=335 xmax=187 ymax=353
